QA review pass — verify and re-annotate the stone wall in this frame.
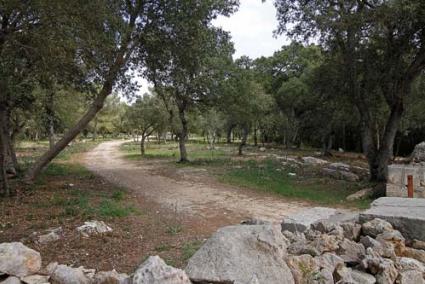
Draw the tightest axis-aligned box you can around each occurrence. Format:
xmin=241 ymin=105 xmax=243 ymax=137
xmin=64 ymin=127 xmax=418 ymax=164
xmin=387 ymin=164 xmax=425 ymax=198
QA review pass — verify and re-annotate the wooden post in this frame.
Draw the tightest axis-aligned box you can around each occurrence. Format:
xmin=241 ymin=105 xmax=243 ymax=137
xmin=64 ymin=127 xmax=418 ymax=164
xmin=407 ymin=175 xmax=414 ymax=198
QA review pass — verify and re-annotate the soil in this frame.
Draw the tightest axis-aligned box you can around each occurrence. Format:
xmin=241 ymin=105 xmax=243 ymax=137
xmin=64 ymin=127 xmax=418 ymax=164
xmin=83 ymin=140 xmax=309 ymax=222
xmin=0 ymin=140 xmax=310 ymax=273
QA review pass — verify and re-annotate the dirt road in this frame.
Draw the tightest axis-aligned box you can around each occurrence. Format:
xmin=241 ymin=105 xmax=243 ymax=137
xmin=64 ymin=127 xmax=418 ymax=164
xmin=83 ymin=140 xmax=308 ymax=222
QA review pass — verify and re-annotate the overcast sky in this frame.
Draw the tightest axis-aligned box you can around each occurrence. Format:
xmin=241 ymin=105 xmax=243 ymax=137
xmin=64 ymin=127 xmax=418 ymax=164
xmin=136 ymin=0 xmax=288 ymax=96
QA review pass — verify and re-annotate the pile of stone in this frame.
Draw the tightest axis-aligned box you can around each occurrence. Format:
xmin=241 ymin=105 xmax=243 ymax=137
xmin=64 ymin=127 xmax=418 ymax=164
xmin=185 ymin=202 xmax=425 ymax=284
xmin=0 ymin=243 xmax=190 ymax=284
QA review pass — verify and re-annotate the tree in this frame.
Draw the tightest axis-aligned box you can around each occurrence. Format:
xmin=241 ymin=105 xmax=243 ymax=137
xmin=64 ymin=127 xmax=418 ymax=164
xmin=143 ymin=0 xmax=237 ymax=162
xmin=274 ymin=0 xmax=425 ymax=183
xmin=219 ymin=58 xmax=273 ymax=155
xmin=125 ymin=94 xmax=167 ymax=155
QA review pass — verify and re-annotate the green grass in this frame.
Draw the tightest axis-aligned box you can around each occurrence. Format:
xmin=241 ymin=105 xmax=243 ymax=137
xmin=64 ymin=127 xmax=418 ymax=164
xmin=166 ymin=224 xmax=183 ymax=236
xmin=181 ymin=240 xmax=203 ymax=261
xmin=120 ymin=141 xmax=230 ymax=162
xmin=220 ymin=159 xmax=370 ymax=208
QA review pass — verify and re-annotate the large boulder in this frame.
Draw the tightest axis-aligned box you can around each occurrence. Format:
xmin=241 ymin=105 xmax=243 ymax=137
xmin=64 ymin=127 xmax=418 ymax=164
xmin=0 ymin=242 xmax=41 ymax=277
xmin=133 ymin=256 xmax=190 ymax=284
xmin=185 ymin=225 xmax=294 ymax=284
xmin=360 ymin=197 xmax=425 ymax=241
xmin=361 ymin=218 xmax=394 ymax=238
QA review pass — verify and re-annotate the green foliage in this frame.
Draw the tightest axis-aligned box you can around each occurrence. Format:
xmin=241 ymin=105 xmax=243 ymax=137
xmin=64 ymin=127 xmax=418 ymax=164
xmin=181 ymin=240 xmax=203 ymax=261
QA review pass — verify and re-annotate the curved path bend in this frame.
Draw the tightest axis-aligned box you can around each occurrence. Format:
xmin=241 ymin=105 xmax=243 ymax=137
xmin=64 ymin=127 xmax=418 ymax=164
xmin=83 ymin=140 xmax=308 ymax=222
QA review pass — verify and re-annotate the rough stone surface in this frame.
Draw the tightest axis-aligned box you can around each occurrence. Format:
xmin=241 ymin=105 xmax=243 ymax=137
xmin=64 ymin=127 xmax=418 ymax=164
xmin=49 ymin=264 xmax=91 ymax=284
xmin=288 ymin=240 xmax=320 ymax=256
xmin=360 ymin=236 xmax=396 ymax=259
xmin=21 ymin=275 xmax=50 ymax=284
xmin=133 ymin=256 xmax=190 ymax=284
xmin=77 ymin=221 xmax=112 ymax=237
xmin=314 ymin=253 xmax=344 ymax=273
xmin=185 ymin=225 xmax=294 ymax=284
xmin=302 ymin=156 xmax=328 ymax=165
xmin=403 ymin=247 xmax=425 ymax=263
xmin=322 ymin=167 xmax=360 ymax=182
xmin=376 ymin=230 xmax=406 ymax=256
xmin=341 ymin=222 xmax=362 ymax=241
xmin=336 ymin=239 xmax=366 ymax=265
xmin=93 ymin=270 xmax=130 ymax=284
xmin=397 ymin=270 xmax=424 ymax=284
xmin=410 ymin=141 xmax=425 ymax=163
xmin=281 ymin=207 xmax=337 ymax=233
xmin=1 ymin=276 xmax=21 ymax=284
xmin=350 ymin=269 xmax=376 ymax=284
xmin=361 ymin=249 xmax=398 ymax=283
xmin=0 ymin=242 xmax=41 ymax=277
xmin=360 ymin=197 xmax=425 ymax=241
xmin=346 ymin=188 xmax=373 ymax=201
xmin=37 ymin=227 xmax=62 ymax=245
xmin=396 ymin=257 xmax=425 ymax=273
xmin=361 ymin=218 xmax=394 ymax=238
xmin=286 ymin=254 xmax=322 ymax=284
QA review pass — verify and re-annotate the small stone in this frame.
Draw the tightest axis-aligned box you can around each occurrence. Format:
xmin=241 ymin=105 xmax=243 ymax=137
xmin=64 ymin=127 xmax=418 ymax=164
xmin=341 ymin=222 xmax=362 ymax=241
xmin=133 ymin=256 xmax=190 ymax=284
xmin=314 ymin=253 xmax=344 ymax=273
xmin=302 ymin=157 xmax=328 ymax=165
xmin=49 ymin=264 xmax=91 ymax=284
xmin=360 ymin=235 xmax=396 ymax=259
xmin=20 ymin=275 xmax=50 ymax=284
xmin=412 ymin=239 xmax=425 ymax=250
xmin=396 ymin=257 xmax=425 ymax=273
xmin=286 ymin=254 xmax=320 ymax=284
xmin=0 ymin=242 xmax=42 ymax=277
xmin=1 ymin=276 xmax=21 ymax=284
xmin=397 ymin=270 xmax=425 ymax=284
xmin=37 ymin=227 xmax=63 ymax=245
xmin=77 ymin=221 xmax=112 ymax=237
xmin=336 ymin=239 xmax=366 ymax=265
xmin=361 ymin=249 xmax=398 ymax=283
xmin=376 ymin=230 xmax=406 ymax=256
xmin=362 ymin=218 xmax=393 ymax=238
xmin=333 ymin=264 xmax=354 ymax=283
xmin=346 ymin=188 xmax=373 ymax=201
xmin=403 ymin=247 xmax=425 ymax=263
xmin=282 ymin=230 xmax=306 ymax=244
xmin=350 ymin=269 xmax=376 ymax=284
xmin=93 ymin=270 xmax=130 ymax=284
xmin=288 ymin=240 xmax=320 ymax=257
xmin=309 ymin=234 xmax=339 ymax=254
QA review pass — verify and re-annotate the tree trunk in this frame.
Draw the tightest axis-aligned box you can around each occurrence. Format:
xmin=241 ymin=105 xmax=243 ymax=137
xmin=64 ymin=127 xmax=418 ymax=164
xmin=238 ymin=125 xmax=249 ymax=156
xmin=253 ymin=126 xmax=258 ymax=146
xmin=0 ymin=106 xmax=12 ymax=196
xmin=24 ymin=45 xmax=129 ymax=182
xmin=226 ymin=124 xmax=234 ymax=144
xmin=140 ymin=135 xmax=146 ymax=156
xmin=93 ymin=117 xmax=98 ymax=141
xmin=178 ymin=105 xmax=188 ymax=162
xmin=370 ymin=101 xmax=404 ymax=182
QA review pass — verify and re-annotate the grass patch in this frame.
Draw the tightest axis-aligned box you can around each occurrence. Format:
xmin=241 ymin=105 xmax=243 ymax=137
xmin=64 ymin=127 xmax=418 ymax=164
xmin=181 ymin=240 xmax=203 ymax=261
xmin=98 ymin=199 xmax=136 ymax=217
xmin=166 ymin=224 xmax=183 ymax=236
xmin=220 ymin=159 xmax=370 ymax=208
xmin=120 ymin=142 xmax=230 ymax=162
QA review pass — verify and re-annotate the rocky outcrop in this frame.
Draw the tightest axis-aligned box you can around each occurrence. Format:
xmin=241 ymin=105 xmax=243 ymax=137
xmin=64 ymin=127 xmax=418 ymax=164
xmin=185 ymin=224 xmax=295 ymax=284
xmin=133 ymin=256 xmax=190 ymax=284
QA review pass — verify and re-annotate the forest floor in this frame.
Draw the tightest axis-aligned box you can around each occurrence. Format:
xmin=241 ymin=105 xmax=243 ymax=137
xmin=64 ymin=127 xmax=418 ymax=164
xmin=0 ymin=139 xmax=373 ymax=273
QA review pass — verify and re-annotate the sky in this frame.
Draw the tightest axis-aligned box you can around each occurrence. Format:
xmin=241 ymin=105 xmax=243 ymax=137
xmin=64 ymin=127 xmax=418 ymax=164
xmin=136 ymin=0 xmax=288 ymax=96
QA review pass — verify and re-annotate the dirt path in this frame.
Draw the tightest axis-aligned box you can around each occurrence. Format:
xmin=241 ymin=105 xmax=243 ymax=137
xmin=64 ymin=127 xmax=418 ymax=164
xmin=83 ymin=140 xmax=309 ymax=223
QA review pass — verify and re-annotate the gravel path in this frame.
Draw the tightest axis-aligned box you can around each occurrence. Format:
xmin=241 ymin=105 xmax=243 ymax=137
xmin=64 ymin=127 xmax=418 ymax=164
xmin=83 ymin=140 xmax=309 ymax=222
